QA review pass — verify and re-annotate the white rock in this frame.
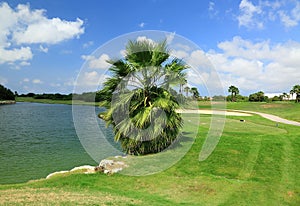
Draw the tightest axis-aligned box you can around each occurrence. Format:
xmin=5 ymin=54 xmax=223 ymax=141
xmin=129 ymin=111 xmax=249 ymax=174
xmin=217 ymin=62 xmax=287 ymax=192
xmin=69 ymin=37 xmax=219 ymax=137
xmin=46 ymin=171 xmax=69 ymax=179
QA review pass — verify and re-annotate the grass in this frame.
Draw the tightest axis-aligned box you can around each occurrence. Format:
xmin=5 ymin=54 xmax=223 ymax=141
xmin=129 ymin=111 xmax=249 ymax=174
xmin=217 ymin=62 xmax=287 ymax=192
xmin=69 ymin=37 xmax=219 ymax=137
xmin=16 ymin=97 xmax=99 ymax=106
xmin=17 ymin=97 xmax=300 ymax=122
xmin=1 ymin=106 xmax=299 ymax=205
xmin=225 ymin=101 xmax=300 ymax=122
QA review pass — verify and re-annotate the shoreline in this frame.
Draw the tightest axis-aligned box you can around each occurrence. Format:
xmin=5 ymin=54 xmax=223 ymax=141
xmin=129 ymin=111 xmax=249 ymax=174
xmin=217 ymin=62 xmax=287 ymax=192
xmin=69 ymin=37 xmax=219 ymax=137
xmin=0 ymin=100 xmax=16 ymax=105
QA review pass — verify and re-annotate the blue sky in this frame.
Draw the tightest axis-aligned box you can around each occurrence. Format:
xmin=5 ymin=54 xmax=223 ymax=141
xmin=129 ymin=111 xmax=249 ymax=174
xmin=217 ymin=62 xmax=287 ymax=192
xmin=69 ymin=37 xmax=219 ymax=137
xmin=1 ymin=0 xmax=300 ymax=96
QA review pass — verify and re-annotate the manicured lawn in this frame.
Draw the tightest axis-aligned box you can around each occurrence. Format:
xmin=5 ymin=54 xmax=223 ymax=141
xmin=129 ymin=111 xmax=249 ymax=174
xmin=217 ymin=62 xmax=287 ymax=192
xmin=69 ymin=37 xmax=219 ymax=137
xmin=225 ymin=101 xmax=300 ymax=122
xmin=1 ymin=110 xmax=299 ymax=205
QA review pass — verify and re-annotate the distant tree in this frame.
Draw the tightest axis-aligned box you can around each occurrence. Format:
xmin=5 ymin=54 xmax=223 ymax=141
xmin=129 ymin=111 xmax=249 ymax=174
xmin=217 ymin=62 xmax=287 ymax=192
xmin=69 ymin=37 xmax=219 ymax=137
xmin=212 ymin=95 xmax=226 ymax=101
xmin=272 ymin=96 xmax=281 ymax=101
xmin=27 ymin=93 xmax=35 ymax=97
xmin=227 ymin=94 xmax=248 ymax=102
xmin=290 ymin=89 xmax=294 ymax=100
xmin=290 ymin=85 xmax=300 ymax=103
xmin=179 ymin=79 xmax=187 ymax=94
xmin=249 ymin=91 xmax=268 ymax=102
xmin=190 ymin=87 xmax=200 ymax=99
xmin=0 ymin=84 xmax=15 ymax=100
xmin=282 ymin=92 xmax=288 ymax=101
xmin=184 ymin=86 xmax=190 ymax=97
xmin=228 ymin=85 xmax=239 ymax=102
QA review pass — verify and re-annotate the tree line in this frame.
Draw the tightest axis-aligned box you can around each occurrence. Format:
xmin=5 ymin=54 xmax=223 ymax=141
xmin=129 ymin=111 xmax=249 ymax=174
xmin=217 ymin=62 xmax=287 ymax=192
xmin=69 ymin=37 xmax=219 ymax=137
xmin=0 ymin=84 xmax=15 ymax=100
xmin=18 ymin=92 xmax=103 ymax=102
xmin=227 ymin=84 xmax=300 ymax=103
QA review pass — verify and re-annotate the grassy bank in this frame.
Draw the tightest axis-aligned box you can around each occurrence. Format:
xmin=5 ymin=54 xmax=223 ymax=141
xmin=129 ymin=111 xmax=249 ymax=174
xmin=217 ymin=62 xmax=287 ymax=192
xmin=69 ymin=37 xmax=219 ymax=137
xmin=1 ymin=111 xmax=299 ymax=205
xmin=16 ymin=97 xmax=98 ymax=106
xmin=17 ymin=97 xmax=300 ymax=122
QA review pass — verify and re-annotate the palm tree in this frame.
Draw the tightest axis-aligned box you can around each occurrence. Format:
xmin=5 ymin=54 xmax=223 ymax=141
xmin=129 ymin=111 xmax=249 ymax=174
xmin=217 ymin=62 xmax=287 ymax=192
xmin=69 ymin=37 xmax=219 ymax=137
xmin=282 ymin=92 xmax=287 ymax=101
xmin=179 ymin=79 xmax=187 ymax=94
xmin=291 ymin=85 xmax=300 ymax=103
xmin=184 ymin=86 xmax=190 ymax=97
xmin=98 ymin=39 xmax=188 ymax=155
xmin=290 ymin=89 xmax=295 ymax=100
xmin=190 ymin=87 xmax=200 ymax=99
xmin=228 ymin=85 xmax=239 ymax=102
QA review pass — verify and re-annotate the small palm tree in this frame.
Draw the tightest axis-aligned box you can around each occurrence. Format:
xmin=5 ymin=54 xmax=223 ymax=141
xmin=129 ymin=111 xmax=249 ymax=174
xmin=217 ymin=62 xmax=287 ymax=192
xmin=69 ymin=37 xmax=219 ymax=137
xmin=291 ymin=85 xmax=300 ymax=103
xmin=228 ymin=85 xmax=239 ymax=102
xmin=190 ymin=87 xmax=200 ymax=99
xmin=290 ymin=89 xmax=295 ymax=101
xmin=184 ymin=86 xmax=190 ymax=97
xmin=98 ymin=39 xmax=188 ymax=155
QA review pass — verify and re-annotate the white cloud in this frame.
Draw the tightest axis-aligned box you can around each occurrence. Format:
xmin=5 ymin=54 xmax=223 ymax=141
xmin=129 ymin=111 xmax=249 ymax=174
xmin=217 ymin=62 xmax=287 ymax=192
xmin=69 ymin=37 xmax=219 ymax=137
xmin=209 ymin=1 xmax=215 ymax=11
xmin=278 ymin=10 xmax=298 ymax=27
xmin=170 ymin=49 xmax=189 ymax=59
xmin=237 ymin=0 xmax=263 ymax=28
xmin=120 ymin=49 xmax=127 ymax=57
xmin=20 ymin=61 xmax=30 ymax=66
xmin=74 ymin=71 xmax=110 ymax=92
xmin=0 ymin=2 xmax=84 ymax=65
xmin=136 ymin=36 xmax=157 ymax=45
xmin=82 ymin=54 xmax=111 ymax=69
xmin=32 ymin=79 xmax=43 ymax=84
xmin=138 ymin=22 xmax=145 ymax=28
xmin=23 ymin=78 xmax=30 ymax=82
xmin=237 ymin=0 xmax=300 ymax=29
xmin=166 ymin=32 xmax=175 ymax=44
xmin=13 ymin=17 xmax=84 ymax=45
xmin=0 ymin=46 xmax=32 ymax=64
xmin=207 ymin=36 xmax=300 ymax=93
xmin=186 ymin=50 xmax=212 ymax=69
xmin=83 ymin=41 xmax=94 ymax=48
xmin=39 ymin=45 xmax=48 ymax=53
xmin=208 ymin=1 xmax=218 ymax=18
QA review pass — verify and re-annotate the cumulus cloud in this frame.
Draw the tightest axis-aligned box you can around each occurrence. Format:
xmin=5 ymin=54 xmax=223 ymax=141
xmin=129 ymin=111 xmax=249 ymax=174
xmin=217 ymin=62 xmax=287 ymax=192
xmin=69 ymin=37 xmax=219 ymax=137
xmin=0 ymin=2 xmax=84 ymax=65
xmin=208 ymin=36 xmax=300 ymax=93
xmin=237 ymin=0 xmax=300 ymax=29
xmin=82 ymin=54 xmax=111 ymax=69
xmin=74 ymin=71 xmax=110 ymax=93
xmin=136 ymin=36 xmax=157 ymax=45
xmin=0 ymin=46 xmax=32 ymax=64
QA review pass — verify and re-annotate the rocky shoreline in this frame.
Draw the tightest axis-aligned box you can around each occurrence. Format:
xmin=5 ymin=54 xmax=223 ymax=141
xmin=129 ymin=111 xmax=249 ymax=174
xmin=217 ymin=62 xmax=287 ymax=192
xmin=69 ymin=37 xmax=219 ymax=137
xmin=46 ymin=158 xmax=128 ymax=179
xmin=0 ymin=100 xmax=16 ymax=105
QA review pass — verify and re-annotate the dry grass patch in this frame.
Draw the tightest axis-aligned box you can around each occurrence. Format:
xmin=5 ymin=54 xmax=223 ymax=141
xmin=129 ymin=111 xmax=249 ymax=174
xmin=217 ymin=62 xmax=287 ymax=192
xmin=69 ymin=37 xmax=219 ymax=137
xmin=0 ymin=187 xmax=141 ymax=205
xmin=260 ymin=104 xmax=288 ymax=109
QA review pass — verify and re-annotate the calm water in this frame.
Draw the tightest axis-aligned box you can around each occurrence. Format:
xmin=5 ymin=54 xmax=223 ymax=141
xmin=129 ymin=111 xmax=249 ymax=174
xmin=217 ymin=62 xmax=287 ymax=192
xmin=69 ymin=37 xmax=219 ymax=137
xmin=0 ymin=102 xmax=120 ymax=184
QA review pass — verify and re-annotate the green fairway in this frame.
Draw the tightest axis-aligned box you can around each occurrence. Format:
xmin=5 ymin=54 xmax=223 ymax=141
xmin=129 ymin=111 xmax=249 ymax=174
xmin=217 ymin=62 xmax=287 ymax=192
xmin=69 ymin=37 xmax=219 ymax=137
xmin=225 ymin=101 xmax=300 ymax=122
xmin=1 ymin=107 xmax=299 ymax=205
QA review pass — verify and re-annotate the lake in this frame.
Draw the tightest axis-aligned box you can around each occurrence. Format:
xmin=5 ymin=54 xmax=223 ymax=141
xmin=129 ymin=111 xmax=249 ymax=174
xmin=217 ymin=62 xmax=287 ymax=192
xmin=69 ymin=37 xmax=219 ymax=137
xmin=0 ymin=102 xmax=120 ymax=184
